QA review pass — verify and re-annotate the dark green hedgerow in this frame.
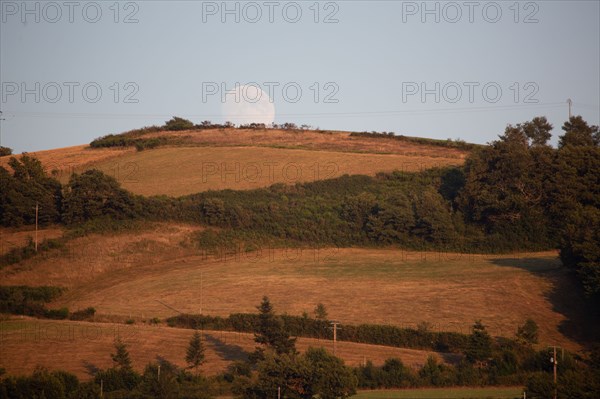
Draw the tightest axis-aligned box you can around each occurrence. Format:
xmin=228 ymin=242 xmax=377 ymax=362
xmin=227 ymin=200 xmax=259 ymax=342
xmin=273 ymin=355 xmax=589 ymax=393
xmin=0 ymin=285 xmax=67 ymax=319
xmin=166 ymin=313 xmax=469 ymax=353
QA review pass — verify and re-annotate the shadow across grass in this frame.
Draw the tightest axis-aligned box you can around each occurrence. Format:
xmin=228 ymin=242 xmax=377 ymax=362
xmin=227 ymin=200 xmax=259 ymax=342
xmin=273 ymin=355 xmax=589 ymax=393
xmin=490 ymin=256 xmax=600 ymax=347
xmin=82 ymin=360 xmax=100 ymax=377
xmin=204 ymin=333 xmax=248 ymax=362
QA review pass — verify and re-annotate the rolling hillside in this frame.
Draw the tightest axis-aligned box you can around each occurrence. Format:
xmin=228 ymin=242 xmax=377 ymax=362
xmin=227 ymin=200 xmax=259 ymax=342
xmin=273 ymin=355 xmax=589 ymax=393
xmin=0 ymin=223 xmax=586 ymax=353
xmin=0 ymin=318 xmax=459 ymax=380
xmin=1 ymin=128 xmax=467 ymax=196
xmin=1 ymin=126 xmax=595 ymax=393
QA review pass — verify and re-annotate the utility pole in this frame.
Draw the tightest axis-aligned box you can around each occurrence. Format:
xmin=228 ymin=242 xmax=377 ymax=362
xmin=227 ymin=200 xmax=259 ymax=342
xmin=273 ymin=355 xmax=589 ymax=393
xmin=35 ymin=202 xmax=39 ymax=252
xmin=550 ymin=346 xmax=558 ymax=399
xmin=567 ymin=98 xmax=573 ymax=119
xmin=330 ymin=321 xmax=340 ymax=355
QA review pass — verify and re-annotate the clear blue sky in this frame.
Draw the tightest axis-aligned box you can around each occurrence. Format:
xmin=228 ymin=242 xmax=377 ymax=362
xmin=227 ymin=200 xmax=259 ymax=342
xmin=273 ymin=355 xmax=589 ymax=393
xmin=1 ymin=0 xmax=599 ymax=153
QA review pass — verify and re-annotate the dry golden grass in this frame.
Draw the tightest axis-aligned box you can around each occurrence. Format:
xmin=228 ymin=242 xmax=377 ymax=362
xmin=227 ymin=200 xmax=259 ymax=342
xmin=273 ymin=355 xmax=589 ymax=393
xmin=1 ymin=129 xmax=467 ymax=196
xmin=0 ymin=226 xmax=64 ymax=255
xmin=142 ymin=129 xmax=468 ymax=159
xmin=0 ymin=223 xmax=201 ymax=287
xmin=82 ymin=146 xmax=464 ymax=196
xmin=0 ymin=318 xmax=456 ymax=380
xmin=0 ymin=145 xmax=135 ymax=181
xmin=0 ymin=225 xmax=584 ymax=352
xmin=0 ymin=131 xmax=585 ymax=381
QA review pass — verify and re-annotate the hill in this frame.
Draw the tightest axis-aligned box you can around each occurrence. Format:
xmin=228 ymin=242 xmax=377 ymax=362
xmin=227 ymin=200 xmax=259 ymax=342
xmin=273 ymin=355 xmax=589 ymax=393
xmin=0 ymin=128 xmax=468 ymax=196
xmin=0 ymin=224 xmax=587 ymax=352
xmin=2 ymin=119 xmax=598 ymax=397
xmin=0 ymin=318 xmax=459 ymax=380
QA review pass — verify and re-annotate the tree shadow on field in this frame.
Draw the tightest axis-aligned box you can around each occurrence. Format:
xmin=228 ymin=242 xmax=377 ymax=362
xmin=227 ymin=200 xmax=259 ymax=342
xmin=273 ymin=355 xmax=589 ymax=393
xmin=204 ymin=333 xmax=248 ymax=362
xmin=83 ymin=361 xmax=100 ymax=377
xmin=490 ymin=256 xmax=600 ymax=347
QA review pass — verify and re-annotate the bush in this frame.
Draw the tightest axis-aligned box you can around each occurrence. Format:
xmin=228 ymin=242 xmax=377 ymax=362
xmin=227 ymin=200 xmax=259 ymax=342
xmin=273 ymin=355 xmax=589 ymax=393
xmin=46 ymin=307 xmax=69 ymax=320
xmin=0 ymin=286 xmax=64 ymax=316
xmin=164 ymin=116 xmax=194 ymax=131
xmin=0 ymin=146 xmax=12 ymax=157
xmin=70 ymin=307 xmax=96 ymax=321
xmin=89 ymin=134 xmax=134 ymax=148
xmin=525 ymin=372 xmax=555 ymax=399
xmin=134 ymin=137 xmax=167 ymax=151
xmin=1 ymin=367 xmax=68 ymax=399
xmin=0 ymin=237 xmax=63 ymax=268
xmin=95 ymin=367 xmax=141 ymax=392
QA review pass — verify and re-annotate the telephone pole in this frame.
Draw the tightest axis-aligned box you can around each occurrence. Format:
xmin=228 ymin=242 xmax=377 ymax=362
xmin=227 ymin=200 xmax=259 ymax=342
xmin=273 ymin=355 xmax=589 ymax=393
xmin=330 ymin=321 xmax=340 ymax=355
xmin=567 ymin=98 xmax=572 ymax=119
xmin=550 ymin=346 xmax=558 ymax=399
xmin=35 ymin=202 xmax=39 ymax=252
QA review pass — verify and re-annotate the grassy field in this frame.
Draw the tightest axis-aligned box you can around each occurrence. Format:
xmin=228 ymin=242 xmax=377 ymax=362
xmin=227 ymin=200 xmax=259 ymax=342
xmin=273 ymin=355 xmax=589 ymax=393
xmin=352 ymin=387 xmax=523 ymax=399
xmin=0 ymin=144 xmax=134 ymax=178
xmin=1 ymin=128 xmax=467 ymax=196
xmin=0 ymin=131 xmax=586 ymax=385
xmin=84 ymin=146 xmax=464 ymax=196
xmin=0 ymin=318 xmax=456 ymax=380
xmin=117 ymin=128 xmax=469 ymax=159
xmin=0 ymin=224 xmax=585 ymax=351
xmin=0 ymin=226 xmax=64 ymax=255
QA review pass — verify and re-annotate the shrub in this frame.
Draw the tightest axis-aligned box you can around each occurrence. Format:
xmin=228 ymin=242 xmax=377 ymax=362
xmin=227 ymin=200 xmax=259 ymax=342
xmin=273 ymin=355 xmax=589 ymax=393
xmin=0 ymin=286 xmax=64 ymax=316
xmin=95 ymin=367 xmax=141 ymax=392
xmin=46 ymin=307 xmax=69 ymax=320
xmin=90 ymin=133 xmax=135 ymax=148
xmin=0 ymin=237 xmax=64 ymax=268
xmin=164 ymin=116 xmax=194 ymax=131
xmin=70 ymin=307 xmax=96 ymax=321
xmin=0 ymin=146 xmax=12 ymax=157
xmin=525 ymin=372 xmax=555 ymax=399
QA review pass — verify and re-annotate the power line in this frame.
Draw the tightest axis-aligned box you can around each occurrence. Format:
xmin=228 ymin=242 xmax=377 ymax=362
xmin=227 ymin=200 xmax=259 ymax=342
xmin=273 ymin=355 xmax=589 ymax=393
xmin=154 ymin=299 xmax=184 ymax=315
xmin=0 ymin=102 xmax=571 ymax=120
